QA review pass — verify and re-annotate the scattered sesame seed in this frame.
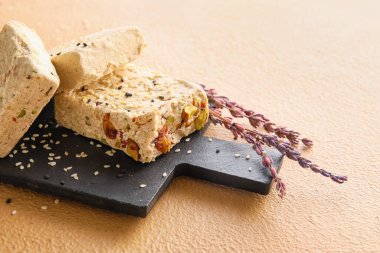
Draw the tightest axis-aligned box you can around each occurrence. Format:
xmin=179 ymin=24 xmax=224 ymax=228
xmin=55 ymin=156 xmax=61 ymax=160
xmin=44 ymin=124 xmax=48 ymax=129
xmin=49 ymin=140 xmax=53 ymax=144
xmin=62 ymin=134 xmax=68 ymax=138
xmin=74 ymin=132 xmax=79 ymax=136
xmin=235 ymin=153 xmax=241 ymax=158
xmin=48 ymin=157 xmax=54 ymax=161
xmin=174 ymin=149 xmax=181 ymax=153
xmin=42 ymin=134 xmax=49 ymax=138
xmin=55 ymin=141 xmax=60 ymax=145
xmin=9 ymin=154 xmax=13 ymax=158
xmin=111 ymin=149 xmax=116 ymax=154
xmin=31 ymin=145 xmax=36 ymax=149
xmin=116 ymin=164 xmax=120 ymax=168
xmin=104 ymin=165 xmax=111 ymax=168
xmin=49 ymin=153 xmax=55 ymax=157
xmin=29 ymin=159 xmax=34 ymax=163
xmin=208 ymin=138 xmax=213 ymax=142
xmin=63 ymin=167 xmax=72 ymax=172
xmin=187 ymin=150 xmax=192 ymax=155
xmin=64 ymin=151 xmax=69 ymax=156
xmin=40 ymin=140 xmax=46 ymax=144
xmin=22 ymin=150 xmax=28 ymax=154
xmin=162 ymin=172 xmax=167 ymax=178
xmin=48 ymin=133 xmax=52 ymax=137
xmin=15 ymin=162 xmax=22 ymax=166
xmin=23 ymin=137 xmax=30 ymax=141
xmin=43 ymin=144 xmax=51 ymax=150
xmin=75 ymin=154 xmax=81 ymax=158
xmin=105 ymin=150 xmax=113 ymax=156
xmin=94 ymin=171 xmax=99 ymax=176
xmin=96 ymin=144 xmax=102 ymax=148
xmin=54 ymin=199 xmax=59 ymax=204
xmin=11 ymin=210 xmax=17 ymax=216
xmin=19 ymin=165 xmax=24 ymax=170
xmin=248 ymin=167 xmax=252 ymax=172
xmin=90 ymin=141 xmax=94 ymax=145
xmin=245 ymin=155 xmax=250 ymax=160
xmin=33 ymin=134 xmax=39 ymax=138
xmin=38 ymin=124 xmax=43 ymax=128
xmin=55 ymin=124 xmax=60 ymax=128
xmin=27 ymin=163 xmax=31 ymax=168
xmin=139 ymin=184 xmax=147 ymax=188
xmin=185 ymin=138 xmax=190 ymax=142
xmin=41 ymin=205 xmax=48 ymax=210
xmin=31 ymin=137 xmax=36 ymax=141
xmin=48 ymin=162 xmax=56 ymax=166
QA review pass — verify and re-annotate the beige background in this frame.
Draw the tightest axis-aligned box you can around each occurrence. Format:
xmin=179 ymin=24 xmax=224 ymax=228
xmin=1 ymin=0 xmax=379 ymax=252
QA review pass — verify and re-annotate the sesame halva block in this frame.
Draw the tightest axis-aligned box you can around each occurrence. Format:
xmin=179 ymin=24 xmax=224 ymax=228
xmin=55 ymin=64 xmax=209 ymax=163
xmin=0 ymin=21 xmax=60 ymax=158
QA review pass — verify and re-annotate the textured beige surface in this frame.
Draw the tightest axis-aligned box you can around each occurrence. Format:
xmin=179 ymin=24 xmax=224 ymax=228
xmin=0 ymin=0 xmax=379 ymax=252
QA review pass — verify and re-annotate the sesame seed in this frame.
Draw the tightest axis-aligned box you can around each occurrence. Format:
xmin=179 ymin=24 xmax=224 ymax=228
xmin=62 ymin=134 xmax=68 ymax=138
xmin=55 ymin=141 xmax=60 ymax=145
xmin=42 ymin=134 xmax=49 ymax=138
xmin=48 ymin=157 xmax=54 ymax=161
xmin=11 ymin=210 xmax=17 ymax=216
xmin=41 ymin=205 xmax=48 ymax=210
xmin=74 ymin=132 xmax=79 ymax=136
xmin=33 ymin=134 xmax=39 ymax=137
xmin=248 ymin=167 xmax=252 ymax=172
xmin=9 ymin=154 xmax=13 ymax=158
xmin=49 ymin=153 xmax=55 ymax=157
xmin=96 ymin=144 xmax=102 ymax=148
xmin=44 ymin=124 xmax=48 ymax=129
xmin=31 ymin=137 xmax=36 ymax=141
xmin=48 ymin=162 xmax=56 ymax=166
xmin=187 ymin=150 xmax=192 ymax=155
xmin=111 ymin=149 xmax=116 ymax=154
xmin=185 ymin=138 xmax=190 ymax=142
xmin=139 ymin=184 xmax=147 ymax=188
xmin=208 ymin=138 xmax=213 ymax=142
xmin=40 ymin=140 xmax=46 ymax=144
xmin=162 ymin=172 xmax=167 ymax=178
xmin=15 ymin=162 xmax=22 ymax=166
xmin=49 ymin=140 xmax=53 ymax=144
xmin=27 ymin=163 xmax=31 ymax=168
xmin=38 ymin=124 xmax=43 ymax=128
xmin=63 ymin=167 xmax=72 ymax=172
xmin=54 ymin=199 xmax=59 ymax=204
xmin=94 ymin=171 xmax=99 ymax=176
xmin=29 ymin=159 xmax=34 ymax=163
xmin=55 ymin=156 xmax=61 ymax=160
xmin=103 ymin=165 xmax=111 ymax=168
xmin=64 ymin=151 xmax=69 ymax=156
xmin=105 ymin=151 xmax=113 ymax=156
xmin=23 ymin=137 xmax=30 ymax=141
xmin=75 ymin=154 xmax=81 ymax=158
xmin=31 ymin=145 xmax=36 ymax=149
xmin=13 ymin=150 xmax=17 ymax=154
xmin=90 ymin=141 xmax=94 ymax=145
xmin=22 ymin=150 xmax=28 ymax=154
xmin=235 ymin=154 xmax=241 ymax=158
xmin=174 ymin=149 xmax=181 ymax=153
xmin=245 ymin=155 xmax=250 ymax=160
xmin=19 ymin=165 xmax=24 ymax=170
xmin=116 ymin=164 xmax=120 ymax=168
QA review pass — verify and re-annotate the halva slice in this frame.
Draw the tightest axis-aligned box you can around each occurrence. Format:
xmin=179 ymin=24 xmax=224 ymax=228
xmin=51 ymin=27 xmax=146 ymax=92
xmin=55 ymin=64 xmax=209 ymax=163
xmin=0 ymin=21 xmax=60 ymax=158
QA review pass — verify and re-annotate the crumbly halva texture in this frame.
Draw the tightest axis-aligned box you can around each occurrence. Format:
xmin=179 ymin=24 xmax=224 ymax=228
xmin=0 ymin=21 xmax=60 ymax=158
xmin=51 ymin=27 xmax=146 ymax=93
xmin=55 ymin=64 xmax=209 ymax=163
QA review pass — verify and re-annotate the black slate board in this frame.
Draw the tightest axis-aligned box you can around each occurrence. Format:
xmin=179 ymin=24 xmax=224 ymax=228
xmin=0 ymin=101 xmax=284 ymax=217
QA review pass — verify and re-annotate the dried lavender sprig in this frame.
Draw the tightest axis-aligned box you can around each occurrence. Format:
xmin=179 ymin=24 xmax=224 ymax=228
xmin=202 ymin=85 xmax=312 ymax=147
xmin=209 ymin=109 xmax=347 ymax=197
xmin=209 ymin=109 xmax=287 ymax=197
